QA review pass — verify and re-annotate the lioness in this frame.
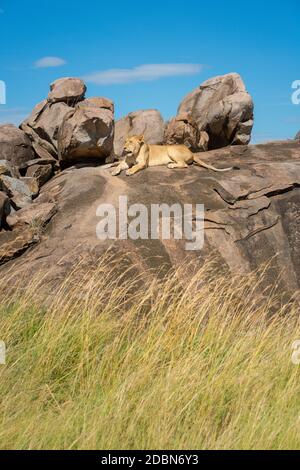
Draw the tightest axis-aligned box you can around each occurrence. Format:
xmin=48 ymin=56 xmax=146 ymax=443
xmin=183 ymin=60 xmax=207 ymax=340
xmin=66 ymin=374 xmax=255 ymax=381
xmin=111 ymin=135 xmax=232 ymax=176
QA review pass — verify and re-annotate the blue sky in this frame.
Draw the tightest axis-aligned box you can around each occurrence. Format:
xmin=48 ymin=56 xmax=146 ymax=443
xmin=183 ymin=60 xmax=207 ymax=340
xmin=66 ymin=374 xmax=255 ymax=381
xmin=0 ymin=0 xmax=299 ymax=142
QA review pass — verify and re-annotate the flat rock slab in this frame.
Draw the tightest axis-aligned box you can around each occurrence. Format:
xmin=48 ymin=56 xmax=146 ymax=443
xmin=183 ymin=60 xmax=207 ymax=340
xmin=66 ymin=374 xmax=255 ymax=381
xmin=7 ymin=202 xmax=57 ymax=229
xmin=0 ymin=227 xmax=38 ymax=265
xmin=1 ymin=140 xmax=300 ymax=297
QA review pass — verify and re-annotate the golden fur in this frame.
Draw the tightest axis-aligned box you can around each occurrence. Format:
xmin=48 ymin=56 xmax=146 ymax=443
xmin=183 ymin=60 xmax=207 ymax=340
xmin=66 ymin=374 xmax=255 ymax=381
xmin=111 ymin=135 xmax=232 ymax=176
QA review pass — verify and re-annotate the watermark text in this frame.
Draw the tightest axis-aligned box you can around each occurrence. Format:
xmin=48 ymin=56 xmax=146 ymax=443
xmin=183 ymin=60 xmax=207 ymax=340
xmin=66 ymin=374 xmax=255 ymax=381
xmin=0 ymin=80 xmax=6 ymax=104
xmin=0 ymin=341 xmax=6 ymax=365
xmin=291 ymin=80 xmax=300 ymax=105
xmin=96 ymin=196 xmax=204 ymax=251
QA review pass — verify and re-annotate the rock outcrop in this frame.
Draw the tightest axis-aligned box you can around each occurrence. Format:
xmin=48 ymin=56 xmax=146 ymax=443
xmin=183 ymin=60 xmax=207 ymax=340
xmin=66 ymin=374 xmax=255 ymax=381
xmin=0 ymin=77 xmax=116 ymax=264
xmin=178 ymin=73 xmax=254 ymax=149
xmin=2 ymin=73 xmax=300 ymax=303
xmin=0 ymin=124 xmax=34 ymax=171
xmin=20 ymin=78 xmax=114 ymax=163
xmin=114 ymin=110 xmax=165 ymax=157
xmin=1 ymin=140 xmax=300 ymax=299
xmin=296 ymin=131 xmax=300 ymax=141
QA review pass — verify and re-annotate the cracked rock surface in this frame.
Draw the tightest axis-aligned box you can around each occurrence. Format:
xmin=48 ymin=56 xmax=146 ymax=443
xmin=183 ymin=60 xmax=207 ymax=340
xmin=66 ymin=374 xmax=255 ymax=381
xmin=1 ymin=140 xmax=300 ymax=296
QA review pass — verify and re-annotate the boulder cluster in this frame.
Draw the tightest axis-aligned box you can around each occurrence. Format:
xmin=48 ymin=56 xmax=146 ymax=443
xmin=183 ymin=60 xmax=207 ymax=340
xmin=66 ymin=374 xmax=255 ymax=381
xmin=114 ymin=73 xmax=255 ymax=156
xmin=20 ymin=77 xmax=114 ymax=164
xmin=0 ymin=72 xmax=255 ymax=255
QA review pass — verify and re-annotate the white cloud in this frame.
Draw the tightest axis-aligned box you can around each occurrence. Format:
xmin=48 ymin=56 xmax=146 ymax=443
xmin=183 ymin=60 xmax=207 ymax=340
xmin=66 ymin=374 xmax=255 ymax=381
xmin=34 ymin=56 xmax=66 ymax=68
xmin=82 ymin=63 xmax=204 ymax=85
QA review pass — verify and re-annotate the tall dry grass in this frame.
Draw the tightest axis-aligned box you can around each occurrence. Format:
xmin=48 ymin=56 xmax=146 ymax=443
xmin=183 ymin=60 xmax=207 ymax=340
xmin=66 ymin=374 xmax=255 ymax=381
xmin=0 ymin=259 xmax=300 ymax=450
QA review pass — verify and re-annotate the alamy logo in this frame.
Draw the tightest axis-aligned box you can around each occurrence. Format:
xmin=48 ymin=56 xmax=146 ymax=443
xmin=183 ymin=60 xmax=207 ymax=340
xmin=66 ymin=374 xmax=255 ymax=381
xmin=0 ymin=341 xmax=6 ymax=365
xmin=291 ymin=340 xmax=300 ymax=365
xmin=96 ymin=196 xmax=204 ymax=251
xmin=0 ymin=80 xmax=6 ymax=104
xmin=291 ymin=80 xmax=300 ymax=105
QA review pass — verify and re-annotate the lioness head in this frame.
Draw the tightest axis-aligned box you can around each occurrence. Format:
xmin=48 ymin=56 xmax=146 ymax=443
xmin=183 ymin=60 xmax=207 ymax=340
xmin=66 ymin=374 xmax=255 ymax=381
xmin=123 ymin=135 xmax=145 ymax=161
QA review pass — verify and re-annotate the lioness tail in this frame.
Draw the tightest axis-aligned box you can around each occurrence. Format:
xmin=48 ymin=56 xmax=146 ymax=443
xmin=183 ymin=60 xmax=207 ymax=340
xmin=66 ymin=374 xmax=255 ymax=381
xmin=193 ymin=155 xmax=232 ymax=172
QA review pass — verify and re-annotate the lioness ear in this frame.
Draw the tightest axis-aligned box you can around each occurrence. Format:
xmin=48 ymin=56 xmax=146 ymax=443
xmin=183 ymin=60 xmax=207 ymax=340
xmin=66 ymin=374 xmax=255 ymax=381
xmin=139 ymin=134 xmax=145 ymax=141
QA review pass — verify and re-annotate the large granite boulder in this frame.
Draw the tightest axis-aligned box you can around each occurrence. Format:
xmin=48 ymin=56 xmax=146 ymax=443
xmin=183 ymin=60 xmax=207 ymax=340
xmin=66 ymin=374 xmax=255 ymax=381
xmin=178 ymin=73 xmax=254 ymax=149
xmin=0 ymin=124 xmax=34 ymax=170
xmin=20 ymin=78 xmax=88 ymax=159
xmin=164 ymin=113 xmax=209 ymax=152
xmin=21 ymin=100 xmax=73 ymax=156
xmin=21 ymin=78 xmax=115 ymax=165
xmin=1 ymin=140 xmax=300 ymax=300
xmin=295 ymin=131 xmax=300 ymax=141
xmin=114 ymin=109 xmax=165 ymax=157
xmin=48 ymin=77 xmax=86 ymax=105
xmin=58 ymin=97 xmax=114 ymax=164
